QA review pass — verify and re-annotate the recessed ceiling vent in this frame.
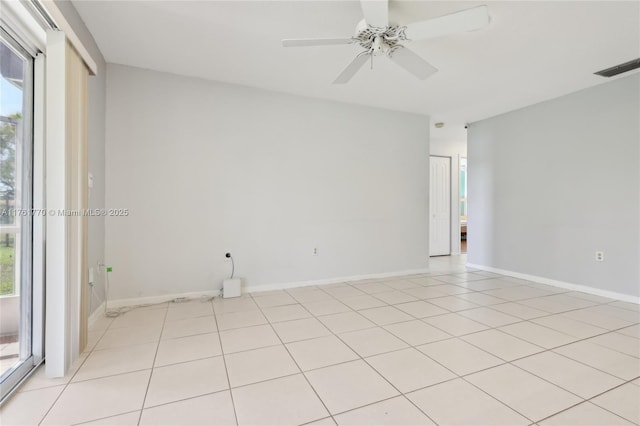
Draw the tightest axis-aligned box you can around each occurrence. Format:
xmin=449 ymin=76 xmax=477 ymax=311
xmin=594 ymin=58 xmax=640 ymax=78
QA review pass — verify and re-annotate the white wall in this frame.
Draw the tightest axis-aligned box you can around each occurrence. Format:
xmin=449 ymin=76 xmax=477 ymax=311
xmin=86 ymin=65 xmax=106 ymax=313
xmin=430 ymin=136 xmax=467 ymax=255
xmin=468 ymin=74 xmax=640 ymax=299
xmin=105 ymin=64 xmax=430 ymax=301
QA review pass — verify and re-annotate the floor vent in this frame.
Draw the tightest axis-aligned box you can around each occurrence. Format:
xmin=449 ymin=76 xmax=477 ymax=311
xmin=594 ymin=58 xmax=640 ymax=77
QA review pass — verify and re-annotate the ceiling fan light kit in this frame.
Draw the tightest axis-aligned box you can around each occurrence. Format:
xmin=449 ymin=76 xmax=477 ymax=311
xmin=282 ymin=1 xmax=491 ymax=84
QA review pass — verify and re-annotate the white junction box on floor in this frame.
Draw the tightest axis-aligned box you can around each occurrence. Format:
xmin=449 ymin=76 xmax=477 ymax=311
xmin=223 ymin=278 xmax=242 ymax=298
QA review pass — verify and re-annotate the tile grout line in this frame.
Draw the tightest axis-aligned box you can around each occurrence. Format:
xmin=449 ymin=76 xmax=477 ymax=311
xmin=251 ymin=274 xmax=639 ymax=400
xmin=249 ymin=292 xmax=338 ymax=425
xmin=458 ymin=330 xmax=640 ymax=422
xmin=69 ymin=409 xmax=140 ymax=426
xmin=582 ymin=379 xmax=640 ymax=424
xmin=288 ymin=290 xmax=453 ymax=424
xmin=36 ymin=309 xmax=123 ymax=425
xmin=326 ymin=331 xmax=446 ymax=425
xmin=325 ymin=276 xmax=638 ymax=424
xmin=322 ymin=310 xmax=533 ymax=425
xmin=134 ymin=303 xmax=171 ymax=425
xmin=137 ymin=305 xmax=170 ymax=424
xmin=211 ymin=309 xmax=241 ymax=426
xmin=532 ymin=385 xmax=637 ymax=426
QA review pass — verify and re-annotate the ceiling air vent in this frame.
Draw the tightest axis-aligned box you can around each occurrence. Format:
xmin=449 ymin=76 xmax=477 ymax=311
xmin=594 ymin=58 xmax=640 ymax=78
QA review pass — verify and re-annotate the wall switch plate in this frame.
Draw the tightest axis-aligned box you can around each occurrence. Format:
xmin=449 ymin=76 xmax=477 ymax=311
xmin=595 ymin=251 xmax=604 ymax=262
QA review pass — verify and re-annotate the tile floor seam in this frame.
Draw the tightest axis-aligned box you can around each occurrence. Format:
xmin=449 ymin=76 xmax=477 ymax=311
xmin=505 ymin=357 xmax=592 ymax=402
xmin=456 ymin=373 xmax=537 ymax=424
xmin=615 ymin=323 xmax=640 ymax=334
xmin=211 ymin=299 xmax=240 ymax=426
xmin=504 ymin=348 xmax=639 ymax=403
xmin=33 ymin=307 xmax=154 ymax=425
xmin=556 ymin=310 xmax=638 ymax=330
xmin=534 ymin=399 xmax=634 ymax=426
xmin=586 ymin=377 xmax=640 ymax=400
xmin=65 ymin=367 xmax=154 ymax=386
xmin=446 ymin=300 xmax=637 ymax=347
xmin=549 ymin=343 xmax=640 ymax=381
xmin=586 ymin=385 xmax=640 ymax=425
xmin=90 ymin=338 xmax=164 ymax=354
xmin=328 ymin=345 xmax=444 ymax=425
xmin=326 ymin=320 xmax=455 ymax=423
xmin=137 ymin=388 xmax=231 ymax=411
xmin=452 ymin=330 xmax=547 ymax=363
xmin=580 ymin=331 xmax=640 ymax=358
xmin=153 ymin=353 xmax=226 ymax=370
xmin=496 ymin=323 xmax=580 ymax=348
xmin=163 ymin=313 xmax=213 ymax=323
xmin=325 ymin=393 xmax=437 ymax=424
xmin=159 ymin=330 xmax=217 ymax=341
xmin=137 ymin=299 xmax=171 ymax=425
xmin=227 ymin=370 xmax=304 ymax=391
xmin=358 ymin=329 xmax=518 ymax=393
xmin=364 ymin=302 xmax=453 ymax=319
xmin=69 ymin=408 xmax=140 ymax=426
xmin=35 ymin=332 xmax=100 ymax=425
xmin=605 ymin=301 xmax=640 ymax=313
xmin=586 ymin=333 xmax=640 ymax=360
xmin=249 ymin=291 xmax=336 ymax=425
xmin=219 ymin=341 xmax=282 ymax=356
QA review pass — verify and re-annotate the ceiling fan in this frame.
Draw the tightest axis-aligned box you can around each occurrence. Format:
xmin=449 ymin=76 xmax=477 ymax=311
xmin=282 ymin=1 xmax=490 ymax=84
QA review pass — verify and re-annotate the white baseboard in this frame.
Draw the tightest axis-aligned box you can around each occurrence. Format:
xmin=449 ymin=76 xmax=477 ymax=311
xmin=106 ymin=290 xmax=220 ymax=309
xmin=104 ymin=268 xmax=431 ymax=309
xmin=466 ymin=263 xmax=640 ymax=304
xmin=243 ymin=268 xmax=431 ymax=294
xmin=88 ymin=301 xmax=105 ymax=326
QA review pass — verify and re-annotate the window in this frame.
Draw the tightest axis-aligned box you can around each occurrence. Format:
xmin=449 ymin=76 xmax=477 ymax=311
xmin=0 ymin=25 xmax=36 ymax=402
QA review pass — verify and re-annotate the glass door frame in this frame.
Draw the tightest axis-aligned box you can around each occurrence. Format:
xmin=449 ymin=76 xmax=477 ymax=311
xmin=0 ymin=22 xmax=43 ymax=403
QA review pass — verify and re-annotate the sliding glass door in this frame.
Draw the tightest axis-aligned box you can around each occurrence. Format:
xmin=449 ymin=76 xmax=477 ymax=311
xmin=0 ymin=27 xmax=35 ymax=401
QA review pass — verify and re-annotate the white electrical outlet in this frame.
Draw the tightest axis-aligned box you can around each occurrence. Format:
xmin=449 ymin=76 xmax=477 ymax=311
xmin=595 ymin=251 xmax=604 ymax=262
xmin=313 ymin=247 xmax=318 ymax=256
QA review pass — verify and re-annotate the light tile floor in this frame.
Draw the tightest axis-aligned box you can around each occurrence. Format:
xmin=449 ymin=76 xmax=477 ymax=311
xmin=1 ymin=256 xmax=639 ymax=425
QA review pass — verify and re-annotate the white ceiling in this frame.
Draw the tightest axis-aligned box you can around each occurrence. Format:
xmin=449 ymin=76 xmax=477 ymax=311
xmin=73 ymin=0 xmax=640 ymax=139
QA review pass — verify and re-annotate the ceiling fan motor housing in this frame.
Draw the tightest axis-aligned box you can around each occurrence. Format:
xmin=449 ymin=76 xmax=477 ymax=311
xmin=354 ymin=19 xmax=407 ymax=56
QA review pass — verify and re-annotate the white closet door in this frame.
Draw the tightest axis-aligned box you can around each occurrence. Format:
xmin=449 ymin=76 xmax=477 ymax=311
xmin=429 ymin=156 xmax=451 ymax=256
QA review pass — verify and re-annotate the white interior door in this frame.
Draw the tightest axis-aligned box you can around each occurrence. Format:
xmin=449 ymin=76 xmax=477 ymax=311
xmin=430 ymin=156 xmax=451 ymax=256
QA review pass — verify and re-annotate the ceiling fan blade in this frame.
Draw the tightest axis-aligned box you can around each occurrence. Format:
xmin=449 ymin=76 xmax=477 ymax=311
xmin=333 ymin=53 xmax=370 ymax=84
xmin=360 ymin=0 xmax=389 ymax=28
xmin=404 ymin=5 xmax=490 ymax=41
xmin=389 ymin=47 xmax=438 ymax=80
xmin=282 ymin=38 xmax=355 ymax=47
